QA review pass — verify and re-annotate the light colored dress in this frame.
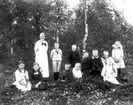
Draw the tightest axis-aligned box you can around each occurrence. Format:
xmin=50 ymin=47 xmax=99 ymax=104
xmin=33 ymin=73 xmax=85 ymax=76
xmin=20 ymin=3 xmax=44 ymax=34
xmin=34 ymin=40 xmax=49 ymax=78
xmin=101 ymin=65 xmax=119 ymax=84
xmin=112 ymin=48 xmax=125 ymax=69
xmin=72 ymin=68 xmax=82 ymax=79
xmin=13 ymin=69 xmax=31 ymax=91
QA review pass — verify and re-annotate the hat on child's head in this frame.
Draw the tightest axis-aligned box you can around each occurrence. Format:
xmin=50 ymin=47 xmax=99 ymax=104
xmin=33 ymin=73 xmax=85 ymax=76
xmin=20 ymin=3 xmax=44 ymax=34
xmin=112 ymin=41 xmax=122 ymax=48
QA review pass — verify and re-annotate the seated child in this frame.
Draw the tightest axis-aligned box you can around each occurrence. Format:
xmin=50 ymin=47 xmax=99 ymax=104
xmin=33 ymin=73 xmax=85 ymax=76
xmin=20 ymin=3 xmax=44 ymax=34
xmin=30 ymin=63 xmax=43 ymax=90
xmin=68 ymin=44 xmax=81 ymax=68
xmin=62 ymin=64 xmax=73 ymax=82
xmin=81 ymin=51 xmax=91 ymax=73
xmin=90 ymin=49 xmax=103 ymax=75
xmin=50 ymin=42 xmax=62 ymax=81
xmin=72 ymin=63 xmax=82 ymax=79
xmin=13 ymin=61 xmax=31 ymax=92
xmin=101 ymin=57 xmax=120 ymax=85
xmin=101 ymin=51 xmax=109 ymax=66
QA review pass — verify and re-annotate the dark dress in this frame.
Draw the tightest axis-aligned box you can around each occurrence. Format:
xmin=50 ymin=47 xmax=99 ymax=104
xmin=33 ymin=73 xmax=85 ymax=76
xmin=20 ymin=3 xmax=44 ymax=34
xmin=81 ymin=57 xmax=91 ymax=73
xmin=68 ymin=51 xmax=80 ymax=68
xmin=31 ymin=70 xmax=48 ymax=90
xmin=89 ymin=56 xmax=103 ymax=75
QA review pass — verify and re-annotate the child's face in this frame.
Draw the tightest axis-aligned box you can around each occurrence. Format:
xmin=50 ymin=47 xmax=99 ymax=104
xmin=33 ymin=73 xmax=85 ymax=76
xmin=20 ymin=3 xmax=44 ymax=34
xmin=40 ymin=33 xmax=45 ymax=41
xmin=92 ymin=50 xmax=98 ymax=57
xmin=19 ymin=63 xmax=25 ymax=70
xmin=33 ymin=65 xmax=39 ymax=72
xmin=83 ymin=52 xmax=89 ymax=58
xmin=72 ymin=45 xmax=77 ymax=52
xmin=65 ymin=65 xmax=70 ymax=71
xmin=54 ymin=44 xmax=59 ymax=49
xmin=103 ymin=52 xmax=109 ymax=58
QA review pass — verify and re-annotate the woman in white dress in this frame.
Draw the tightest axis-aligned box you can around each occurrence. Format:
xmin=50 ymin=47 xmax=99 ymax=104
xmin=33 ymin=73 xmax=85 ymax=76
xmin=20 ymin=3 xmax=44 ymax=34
xmin=34 ymin=32 xmax=49 ymax=78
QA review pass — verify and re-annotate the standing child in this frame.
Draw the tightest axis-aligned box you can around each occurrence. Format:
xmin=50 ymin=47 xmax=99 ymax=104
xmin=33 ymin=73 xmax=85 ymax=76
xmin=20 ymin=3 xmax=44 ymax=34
xmin=90 ymin=49 xmax=103 ymax=75
xmin=112 ymin=41 xmax=125 ymax=80
xmin=101 ymin=57 xmax=120 ymax=85
xmin=68 ymin=44 xmax=80 ymax=68
xmin=50 ymin=42 xmax=62 ymax=81
xmin=13 ymin=61 xmax=31 ymax=92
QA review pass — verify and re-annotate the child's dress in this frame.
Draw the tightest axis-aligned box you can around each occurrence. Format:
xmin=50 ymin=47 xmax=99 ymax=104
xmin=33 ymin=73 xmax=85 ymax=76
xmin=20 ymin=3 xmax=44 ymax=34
xmin=30 ymin=70 xmax=44 ymax=90
xmin=101 ymin=65 xmax=119 ymax=84
xmin=72 ymin=68 xmax=82 ymax=79
xmin=13 ymin=69 xmax=31 ymax=91
xmin=112 ymin=48 xmax=125 ymax=69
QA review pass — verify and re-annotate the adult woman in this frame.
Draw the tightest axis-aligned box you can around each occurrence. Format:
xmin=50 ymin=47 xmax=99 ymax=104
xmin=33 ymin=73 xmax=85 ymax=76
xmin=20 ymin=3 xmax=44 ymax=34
xmin=34 ymin=32 xmax=49 ymax=78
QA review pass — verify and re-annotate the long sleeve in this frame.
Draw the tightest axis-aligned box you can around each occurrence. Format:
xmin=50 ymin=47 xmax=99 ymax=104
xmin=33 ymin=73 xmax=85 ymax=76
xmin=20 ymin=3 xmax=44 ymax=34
xmin=100 ymin=58 xmax=104 ymax=70
xmin=45 ymin=41 xmax=48 ymax=51
xmin=120 ymin=49 xmax=124 ymax=58
xmin=34 ymin=41 xmax=39 ymax=55
xmin=101 ymin=67 xmax=106 ymax=77
xmin=50 ymin=49 xmax=54 ymax=59
xmin=112 ymin=49 xmax=115 ymax=58
xmin=15 ymin=70 xmax=22 ymax=82
xmin=25 ymin=71 xmax=29 ymax=80
xmin=60 ymin=50 xmax=63 ymax=59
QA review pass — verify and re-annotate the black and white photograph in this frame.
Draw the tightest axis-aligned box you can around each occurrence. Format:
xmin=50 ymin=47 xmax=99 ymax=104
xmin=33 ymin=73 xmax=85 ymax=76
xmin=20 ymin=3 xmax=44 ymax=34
xmin=0 ymin=0 xmax=132 ymax=105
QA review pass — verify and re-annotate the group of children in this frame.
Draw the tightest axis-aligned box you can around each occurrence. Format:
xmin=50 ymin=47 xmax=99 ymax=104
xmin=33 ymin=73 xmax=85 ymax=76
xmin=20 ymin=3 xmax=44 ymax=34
xmin=12 ymin=41 xmax=126 ymax=92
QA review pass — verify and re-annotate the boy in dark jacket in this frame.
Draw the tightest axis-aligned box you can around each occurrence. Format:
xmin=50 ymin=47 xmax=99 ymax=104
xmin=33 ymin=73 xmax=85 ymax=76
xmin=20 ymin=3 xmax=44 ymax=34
xmin=62 ymin=64 xmax=74 ymax=82
xmin=81 ymin=51 xmax=91 ymax=74
xmin=68 ymin=44 xmax=80 ymax=68
xmin=90 ymin=49 xmax=103 ymax=75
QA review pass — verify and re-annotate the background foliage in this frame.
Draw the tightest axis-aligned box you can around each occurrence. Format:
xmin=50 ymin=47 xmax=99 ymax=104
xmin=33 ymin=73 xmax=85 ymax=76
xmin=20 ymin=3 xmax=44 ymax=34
xmin=0 ymin=0 xmax=133 ymax=68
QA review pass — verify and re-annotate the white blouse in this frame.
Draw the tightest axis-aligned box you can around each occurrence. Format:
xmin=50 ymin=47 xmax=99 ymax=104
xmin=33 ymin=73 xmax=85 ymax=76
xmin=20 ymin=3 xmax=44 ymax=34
xmin=50 ymin=49 xmax=62 ymax=61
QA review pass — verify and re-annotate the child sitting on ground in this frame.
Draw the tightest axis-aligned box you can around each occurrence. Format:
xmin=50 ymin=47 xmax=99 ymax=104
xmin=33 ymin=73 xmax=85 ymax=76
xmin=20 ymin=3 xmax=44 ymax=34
xmin=13 ymin=61 xmax=31 ymax=92
xmin=101 ymin=57 xmax=120 ymax=85
xmin=72 ymin=63 xmax=82 ymax=79
xmin=62 ymin=64 xmax=73 ymax=82
xmin=30 ymin=63 xmax=44 ymax=90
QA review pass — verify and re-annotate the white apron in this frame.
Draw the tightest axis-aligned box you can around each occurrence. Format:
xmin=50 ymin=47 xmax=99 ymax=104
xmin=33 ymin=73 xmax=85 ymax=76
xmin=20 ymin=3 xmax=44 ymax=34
xmin=34 ymin=40 xmax=49 ymax=78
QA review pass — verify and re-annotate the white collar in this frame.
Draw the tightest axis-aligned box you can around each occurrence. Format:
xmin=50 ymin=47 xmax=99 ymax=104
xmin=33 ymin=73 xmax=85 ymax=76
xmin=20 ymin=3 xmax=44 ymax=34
xmin=92 ymin=56 xmax=99 ymax=59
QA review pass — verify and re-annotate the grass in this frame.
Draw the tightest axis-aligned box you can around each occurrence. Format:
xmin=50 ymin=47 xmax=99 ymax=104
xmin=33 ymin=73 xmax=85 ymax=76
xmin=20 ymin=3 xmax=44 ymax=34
xmin=0 ymin=61 xmax=133 ymax=105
